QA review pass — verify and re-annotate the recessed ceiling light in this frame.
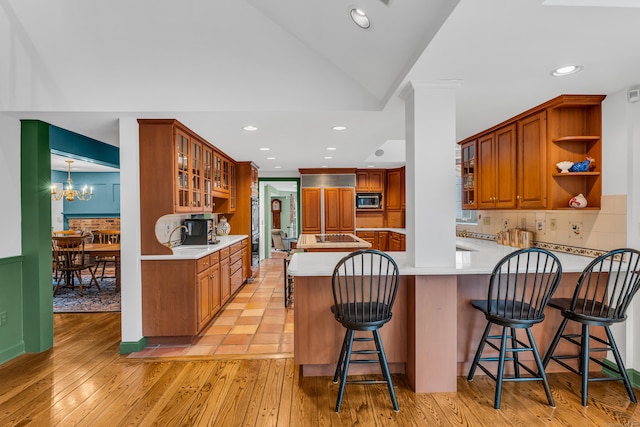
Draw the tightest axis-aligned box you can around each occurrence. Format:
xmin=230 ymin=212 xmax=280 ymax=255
xmin=367 ymin=165 xmax=375 ymax=168
xmin=322 ymin=165 xmax=329 ymax=168
xmin=332 ymin=126 xmax=347 ymax=131
xmin=350 ymin=9 xmax=370 ymax=29
xmin=324 ymin=156 xmax=333 ymax=160
xmin=326 ymin=147 xmax=337 ymax=151
xmin=274 ymin=166 xmax=282 ymax=169
xmin=375 ymin=149 xmax=385 ymax=157
xmin=550 ymin=65 xmax=583 ymax=77
xmin=266 ymin=157 xmax=276 ymax=160
xmin=259 ymin=147 xmax=270 ymax=151
xmin=242 ymin=125 xmax=258 ymax=131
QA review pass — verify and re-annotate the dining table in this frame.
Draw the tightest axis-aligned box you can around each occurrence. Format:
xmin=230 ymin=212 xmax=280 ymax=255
xmin=84 ymin=243 xmax=121 ymax=291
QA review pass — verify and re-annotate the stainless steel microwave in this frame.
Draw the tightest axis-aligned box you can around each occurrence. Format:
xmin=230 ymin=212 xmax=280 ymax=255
xmin=356 ymin=193 xmax=382 ymax=209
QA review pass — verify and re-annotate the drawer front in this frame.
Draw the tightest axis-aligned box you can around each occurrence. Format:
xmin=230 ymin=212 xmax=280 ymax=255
xmin=357 ymin=231 xmax=375 ymax=239
xmin=230 ymin=250 xmax=243 ymax=265
xmin=209 ymin=251 xmax=220 ymax=264
xmin=196 ymin=255 xmax=211 ymax=273
xmin=220 ymin=247 xmax=230 ymax=258
xmin=242 ymin=239 xmax=248 ymax=248
xmin=230 ymin=242 xmax=243 ymax=254
xmin=231 ymin=258 xmax=242 ymax=275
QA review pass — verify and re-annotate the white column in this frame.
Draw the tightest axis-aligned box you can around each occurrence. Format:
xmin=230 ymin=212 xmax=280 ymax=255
xmin=119 ymin=117 xmax=144 ymax=344
xmin=401 ymin=82 xmax=458 ymax=267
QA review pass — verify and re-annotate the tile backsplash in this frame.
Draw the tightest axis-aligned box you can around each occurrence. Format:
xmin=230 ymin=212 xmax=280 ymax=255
xmin=457 ymin=195 xmax=627 ymax=255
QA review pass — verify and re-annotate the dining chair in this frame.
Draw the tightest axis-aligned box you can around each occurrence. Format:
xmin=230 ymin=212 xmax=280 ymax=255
xmin=542 ymin=248 xmax=640 ymax=406
xmin=331 ymin=249 xmax=400 ymax=412
xmin=92 ymin=229 xmax=120 ymax=280
xmin=467 ymin=248 xmax=563 ymax=409
xmin=52 ymin=235 xmax=100 ymax=296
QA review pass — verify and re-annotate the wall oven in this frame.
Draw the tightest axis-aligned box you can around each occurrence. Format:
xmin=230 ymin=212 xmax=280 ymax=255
xmin=356 ymin=193 xmax=382 ymax=210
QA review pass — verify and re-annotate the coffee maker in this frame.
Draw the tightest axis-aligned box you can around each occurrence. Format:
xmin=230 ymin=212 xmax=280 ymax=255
xmin=182 ymin=219 xmax=214 ymax=245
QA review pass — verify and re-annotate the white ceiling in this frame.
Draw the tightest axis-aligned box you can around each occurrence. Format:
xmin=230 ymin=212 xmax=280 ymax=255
xmin=2 ymin=0 xmax=640 ymax=174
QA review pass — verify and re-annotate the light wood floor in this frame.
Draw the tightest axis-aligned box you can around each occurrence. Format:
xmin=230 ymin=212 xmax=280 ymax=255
xmin=1 ymin=313 xmax=639 ymax=426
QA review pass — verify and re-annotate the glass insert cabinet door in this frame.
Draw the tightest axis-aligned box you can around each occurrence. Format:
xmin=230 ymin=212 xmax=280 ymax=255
xmin=176 ymin=131 xmax=190 ymax=209
xmin=461 ymin=140 xmax=476 ymax=209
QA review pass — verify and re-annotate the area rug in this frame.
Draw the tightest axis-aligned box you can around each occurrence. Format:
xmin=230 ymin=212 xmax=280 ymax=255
xmin=53 ymin=277 xmax=121 ymax=313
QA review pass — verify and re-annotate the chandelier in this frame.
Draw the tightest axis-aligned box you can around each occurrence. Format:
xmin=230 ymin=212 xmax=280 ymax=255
xmin=51 ymin=160 xmax=93 ymax=202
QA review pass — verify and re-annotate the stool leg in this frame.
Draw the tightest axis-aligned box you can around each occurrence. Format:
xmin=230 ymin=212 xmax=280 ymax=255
xmin=333 ymin=331 xmax=350 ymax=384
xmin=542 ymin=317 xmax=569 ymax=368
xmin=526 ymin=328 xmax=555 ymax=408
xmin=373 ymin=329 xmax=398 ymax=412
xmin=335 ymin=329 xmax=355 ymax=412
xmin=494 ymin=326 xmax=508 ymax=409
xmin=580 ymin=324 xmax=589 ymax=407
xmin=605 ymin=326 xmax=638 ymax=403
xmin=511 ymin=327 xmax=520 ymax=378
xmin=468 ymin=321 xmax=492 ymax=380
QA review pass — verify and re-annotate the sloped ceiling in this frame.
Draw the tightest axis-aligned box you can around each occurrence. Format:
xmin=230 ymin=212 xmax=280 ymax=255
xmin=2 ymin=0 xmax=640 ymax=173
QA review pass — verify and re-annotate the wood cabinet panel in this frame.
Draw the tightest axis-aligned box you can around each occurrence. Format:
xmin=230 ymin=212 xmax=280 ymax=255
xmin=385 ymin=169 xmax=402 ymax=210
xmin=220 ymin=255 xmax=231 ymax=305
xmin=301 ymin=188 xmax=322 ymax=234
xmin=324 ymin=187 xmax=354 ymax=234
xmin=518 ymin=111 xmax=547 ymax=209
xmin=356 ymin=170 xmax=384 ymax=192
xmin=477 ymin=125 xmax=517 ymax=209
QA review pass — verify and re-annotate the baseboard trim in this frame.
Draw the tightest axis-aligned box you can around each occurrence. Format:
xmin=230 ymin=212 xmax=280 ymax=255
xmin=601 ymin=358 xmax=640 ymax=389
xmin=119 ymin=337 xmax=148 ymax=354
xmin=0 ymin=341 xmax=26 ymax=365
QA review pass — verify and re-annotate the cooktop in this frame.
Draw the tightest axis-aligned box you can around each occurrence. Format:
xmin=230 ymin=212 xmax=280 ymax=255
xmin=315 ymin=234 xmax=359 ymax=243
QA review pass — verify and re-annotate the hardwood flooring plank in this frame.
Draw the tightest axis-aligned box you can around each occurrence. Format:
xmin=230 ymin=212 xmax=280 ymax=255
xmin=275 ymin=358 xmax=296 ymax=427
xmin=252 ymin=358 xmax=287 ymax=427
xmin=240 ymin=359 xmax=272 ymax=427
xmin=289 ymin=372 xmax=320 ymax=427
xmin=179 ymin=360 xmax=241 ymax=426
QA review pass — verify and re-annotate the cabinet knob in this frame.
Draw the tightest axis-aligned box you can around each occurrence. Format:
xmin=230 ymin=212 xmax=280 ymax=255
xmin=517 ymin=195 xmax=521 ymax=200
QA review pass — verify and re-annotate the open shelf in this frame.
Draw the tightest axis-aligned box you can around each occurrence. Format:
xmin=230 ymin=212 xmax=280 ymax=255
xmin=552 ymin=172 xmax=600 ymax=177
xmin=552 ymin=136 xmax=600 ymax=143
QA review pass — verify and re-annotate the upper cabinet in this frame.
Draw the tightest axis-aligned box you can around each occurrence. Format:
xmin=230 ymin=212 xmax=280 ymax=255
xmin=356 ymin=170 xmax=384 ymax=192
xmin=460 ymin=140 xmax=476 ymax=209
xmin=139 ymin=119 xmax=240 ymax=255
xmin=477 ymin=124 xmax=517 ymax=209
xmin=458 ymin=94 xmax=605 ymax=210
xmin=301 ymin=187 xmax=322 ymax=234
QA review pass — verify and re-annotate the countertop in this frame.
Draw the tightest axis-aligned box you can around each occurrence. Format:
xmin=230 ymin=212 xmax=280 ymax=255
xmin=140 ymin=235 xmax=248 ymax=260
xmin=287 ymin=237 xmax=596 ymax=276
xmin=296 ymin=233 xmax=371 ymax=250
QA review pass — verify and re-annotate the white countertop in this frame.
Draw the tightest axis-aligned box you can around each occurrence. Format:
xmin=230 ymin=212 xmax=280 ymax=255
xmin=287 ymin=237 xmax=596 ymax=277
xmin=140 ymin=235 xmax=248 ymax=260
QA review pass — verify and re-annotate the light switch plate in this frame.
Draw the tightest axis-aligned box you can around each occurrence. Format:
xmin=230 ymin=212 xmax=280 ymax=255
xmin=536 ymin=220 xmax=545 ymax=235
xmin=483 ymin=216 xmax=491 ymax=225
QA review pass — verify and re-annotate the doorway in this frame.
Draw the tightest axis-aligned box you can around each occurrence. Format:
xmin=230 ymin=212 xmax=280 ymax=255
xmin=258 ymin=179 xmax=300 ymax=260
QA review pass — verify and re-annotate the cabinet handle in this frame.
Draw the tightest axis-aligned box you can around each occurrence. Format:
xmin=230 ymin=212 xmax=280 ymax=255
xmin=517 ymin=195 xmax=521 ymax=200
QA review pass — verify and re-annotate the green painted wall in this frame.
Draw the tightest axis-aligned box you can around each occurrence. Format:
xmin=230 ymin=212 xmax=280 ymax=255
xmin=0 ymin=257 xmax=25 ymax=363
xmin=20 ymin=120 xmax=54 ymax=352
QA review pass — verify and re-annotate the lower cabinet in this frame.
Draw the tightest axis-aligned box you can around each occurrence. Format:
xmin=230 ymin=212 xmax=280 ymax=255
xmin=141 ymin=238 xmax=247 ymax=342
xmin=355 ymin=230 xmax=401 ymax=252
xmin=197 ymin=256 xmax=221 ymax=331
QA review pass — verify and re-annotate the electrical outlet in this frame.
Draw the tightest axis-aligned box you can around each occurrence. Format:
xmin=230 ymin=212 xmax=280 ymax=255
xmin=502 ymin=219 xmax=510 ymax=230
xmin=483 ymin=216 xmax=491 ymax=225
xmin=550 ymin=218 xmax=557 ymax=231
xmin=536 ymin=220 xmax=545 ymax=233
xmin=0 ymin=311 xmax=7 ymax=326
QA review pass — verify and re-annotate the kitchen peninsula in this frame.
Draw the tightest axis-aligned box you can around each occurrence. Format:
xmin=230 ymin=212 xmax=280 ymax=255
xmin=296 ymin=233 xmax=371 ymax=252
xmin=287 ymin=238 xmax=600 ymax=393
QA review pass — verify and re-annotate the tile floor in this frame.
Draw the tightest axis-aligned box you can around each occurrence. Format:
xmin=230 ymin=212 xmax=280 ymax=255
xmin=128 ymin=253 xmax=293 ymax=358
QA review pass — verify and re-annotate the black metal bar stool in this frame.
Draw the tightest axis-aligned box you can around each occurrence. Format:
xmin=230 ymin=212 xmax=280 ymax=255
xmin=543 ymin=248 xmax=640 ymax=406
xmin=331 ymin=249 xmax=400 ymax=412
xmin=467 ymin=248 xmax=563 ymax=409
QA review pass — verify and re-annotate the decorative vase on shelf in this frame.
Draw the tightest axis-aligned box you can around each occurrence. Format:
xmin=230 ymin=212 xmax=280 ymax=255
xmin=569 ymin=193 xmax=588 ymax=208
xmin=217 ymin=216 xmax=231 ymax=236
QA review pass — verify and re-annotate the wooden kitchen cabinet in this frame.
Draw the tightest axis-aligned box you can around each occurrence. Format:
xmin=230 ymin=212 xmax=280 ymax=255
xmin=203 ymin=145 xmax=214 ymax=211
xmin=213 ymin=151 xmax=230 ymax=197
xmin=143 ymin=251 xmax=221 ymax=342
xmin=175 ymin=129 xmax=205 ymax=212
xmin=301 ymin=187 xmax=322 ymax=234
xmin=197 ymin=254 xmax=221 ymax=331
xmin=356 ymin=231 xmax=376 ymax=248
xmin=388 ymin=232 xmax=405 ymax=251
xmin=377 ymin=231 xmax=389 ymax=251
xmin=477 ymin=124 xmax=517 ymax=209
xmin=385 ymin=168 xmax=402 ymax=210
xmin=220 ymin=247 xmax=231 ymax=305
xmin=356 ymin=170 xmax=384 ymax=192
xmin=324 ymin=187 xmax=355 ymax=234
xmin=517 ymin=111 xmax=547 ymax=209
xmin=458 ymin=94 xmax=604 ymax=211
xmin=460 ymin=140 xmax=476 ymax=209
xmin=229 ymin=162 xmax=258 ymax=281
